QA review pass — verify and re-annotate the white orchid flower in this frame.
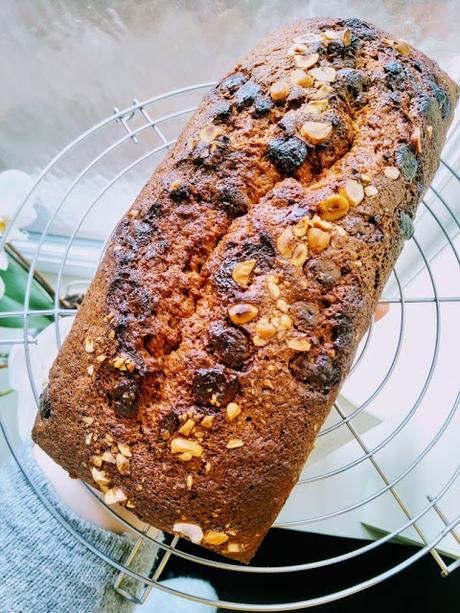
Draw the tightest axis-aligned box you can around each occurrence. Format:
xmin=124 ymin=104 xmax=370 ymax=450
xmin=0 ymin=169 xmax=37 ymax=299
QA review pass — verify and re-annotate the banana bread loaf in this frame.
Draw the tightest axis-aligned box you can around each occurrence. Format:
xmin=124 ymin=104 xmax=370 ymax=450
xmin=33 ymin=18 xmax=457 ymax=563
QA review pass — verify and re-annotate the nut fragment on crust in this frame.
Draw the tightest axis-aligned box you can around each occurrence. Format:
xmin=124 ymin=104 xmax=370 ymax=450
xmin=384 ymin=166 xmax=400 ymax=180
xmin=82 ymin=416 xmax=94 ymax=426
xmin=91 ymin=455 xmax=103 ymax=468
xmin=101 ymin=451 xmax=116 ymax=464
xmin=311 ymin=215 xmax=332 ymax=231
xmin=116 ymin=453 xmax=130 ymax=475
xmin=270 ymin=80 xmax=291 ymax=101
xmin=179 ymin=452 xmax=193 ymax=462
xmin=171 ymin=437 xmax=203 ymax=457
xmin=226 ymin=438 xmax=244 ymax=449
xmin=304 ymin=99 xmax=329 ymax=115
xmin=290 ymin=69 xmax=313 ymax=88
xmin=364 ymin=185 xmax=379 ymax=197
xmin=126 ymin=499 xmax=136 ymax=509
xmin=173 ymin=522 xmax=203 ymax=544
xmin=277 ymin=298 xmax=290 ymax=313
xmin=266 ymin=275 xmax=281 ymax=299
xmin=395 ymin=39 xmax=411 ymax=55
xmin=324 ymin=28 xmax=351 ymax=46
xmin=256 ymin=318 xmax=277 ymax=340
xmin=201 ymin=415 xmax=214 ymax=429
xmin=307 ymin=227 xmax=331 ymax=254
xmin=85 ymin=433 xmax=93 ymax=445
xmin=426 ymin=125 xmax=433 ymax=138
xmin=293 ymin=216 xmax=310 ymax=238
xmin=226 ymin=402 xmax=241 ymax=421
xmin=204 ymin=530 xmax=229 ymax=545
xmin=309 ymin=66 xmax=336 ymax=83
xmin=313 ymin=84 xmax=334 ymax=98
xmin=104 ymin=487 xmax=127 ymax=505
xmin=84 ymin=337 xmax=94 ymax=353
xmin=91 ymin=467 xmax=110 ymax=486
xmin=228 ymin=303 xmax=258 ymax=325
xmin=291 ymin=243 xmax=308 ymax=267
xmin=294 ymin=53 xmax=319 ymax=69
xmin=205 ymin=461 xmax=212 ymax=474
xmin=117 ymin=443 xmax=132 ymax=458
xmin=411 ymin=127 xmax=422 ymax=154
xmin=277 ymin=227 xmax=296 ymax=258
xmin=300 ymin=121 xmax=332 ymax=144
xmin=232 ymin=259 xmax=256 ymax=288
xmin=96 ymin=354 xmax=106 ymax=363
xmin=186 ymin=474 xmax=193 ymax=490
xmin=178 ymin=418 xmax=196 ymax=437
xmin=287 ymin=336 xmax=311 ymax=351
xmin=318 ymin=194 xmax=349 ymax=221
xmin=227 ymin=542 xmax=242 ymax=553
xmin=340 ymin=179 xmax=364 ymax=206
xmin=108 ymin=330 xmax=116 ymax=340
xmin=288 ymin=43 xmax=309 ymax=55
xmin=199 ymin=124 xmax=224 ymax=144
xmin=87 ymin=365 xmax=94 ymax=376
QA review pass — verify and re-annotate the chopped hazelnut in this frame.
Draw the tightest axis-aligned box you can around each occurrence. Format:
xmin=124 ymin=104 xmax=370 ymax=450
xmin=411 ymin=127 xmax=422 ymax=154
xmin=340 ymin=179 xmax=364 ymax=206
xmin=204 ymin=530 xmax=229 ymax=545
xmin=360 ymin=174 xmax=372 ymax=184
xmin=186 ymin=474 xmax=193 ymax=490
xmin=311 ymin=214 xmax=332 ymax=231
xmin=226 ymin=438 xmax=244 ymax=449
xmin=313 ymin=84 xmax=333 ymax=98
xmin=104 ymin=486 xmax=127 ymax=505
xmin=318 ymin=194 xmax=349 ymax=221
xmin=291 ymin=242 xmax=309 ymax=267
xmin=87 ymin=365 xmax=94 ymax=376
xmin=108 ymin=330 xmax=116 ymax=340
xmin=293 ymin=216 xmax=310 ymax=238
xmin=270 ymin=80 xmax=291 ymax=101
xmin=304 ymin=99 xmax=329 ymax=115
xmin=170 ymin=437 xmax=203 ymax=457
xmin=294 ymin=53 xmax=319 ymax=69
xmin=255 ymin=318 xmax=276 ymax=340
xmin=226 ymin=402 xmax=241 ymax=421
xmin=266 ymin=275 xmax=281 ymax=299
xmin=84 ymin=337 xmax=94 ymax=353
xmin=307 ymin=227 xmax=331 ymax=253
xmin=201 ymin=415 xmax=214 ymax=429
xmin=395 ymin=39 xmax=411 ymax=55
xmin=126 ymin=500 xmax=136 ymax=509
xmin=309 ymin=66 xmax=336 ymax=83
xmin=118 ymin=443 xmax=132 ymax=458
xmin=277 ymin=227 xmax=296 ymax=258
xmin=253 ymin=335 xmax=269 ymax=347
xmin=288 ymin=43 xmax=309 ymax=55
xmin=279 ymin=314 xmax=293 ymax=330
xmin=91 ymin=455 xmax=103 ymax=468
xmin=364 ymin=185 xmax=379 ymax=197
xmin=205 ymin=462 xmax=212 ymax=474
xmin=287 ymin=336 xmax=311 ymax=351
xmin=178 ymin=418 xmax=196 ymax=437
xmin=228 ymin=303 xmax=258 ymax=325
xmin=199 ymin=124 xmax=224 ymax=144
xmin=232 ymin=259 xmax=256 ymax=288
xmin=173 ymin=522 xmax=203 ymax=544
xmin=116 ymin=453 xmax=130 ymax=475
xmin=179 ymin=452 xmax=193 ymax=462
xmin=101 ymin=451 xmax=116 ymax=464
xmin=276 ymin=299 xmax=290 ymax=313
xmin=227 ymin=542 xmax=242 ymax=553
xmin=96 ymin=354 xmax=106 ymax=363
xmin=300 ymin=120 xmax=332 ymax=144
xmin=384 ymin=166 xmax=400 ymax=180
xmin=91 ymin=467 xmax=110 ymax=486
xmin=85 ymin=433 xmax=93 ymax=445
xmin=290 ymin=68 xmax=314 ymax=88
xmin=82 ymin=416 xmax=94 ymax=426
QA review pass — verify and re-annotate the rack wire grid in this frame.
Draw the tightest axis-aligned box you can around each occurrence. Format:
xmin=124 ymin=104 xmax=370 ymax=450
xmin=1 ymin=82 xmax=460 ymax=611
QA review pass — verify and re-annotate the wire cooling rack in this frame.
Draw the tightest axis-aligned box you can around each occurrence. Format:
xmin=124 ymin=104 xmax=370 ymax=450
xmin=1 ymin=83 xmax=460 ymax=610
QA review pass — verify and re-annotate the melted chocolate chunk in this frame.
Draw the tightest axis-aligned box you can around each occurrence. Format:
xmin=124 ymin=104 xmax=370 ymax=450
xmin=428 ymin=77 xmax=450 ymax=118
xmin=216 ymin=181 xmax=249 ymax=218
xmin=234 ymin=80 xmax=260 ymax=109
xmin=220 ymin=73 xmax=247 ymax=93
xmin=267 ymin=137 xmax=308 ymax=173
xmin=39 ymin=387 xmax=52 ymax=420
xmin=290 ymin=301 xmax=320 ymax=332
xmin=212 ymin=100 xmax=232 ymax=121
xmin=289 ymin=354 xmax=341 ymax=392
xmin=208 ymin=322 xmax=249 ymax=368
xmin=337 ymin=69 xmax=368 ymax=99
xmin=396 ymin=145 xmax=418 ymax=182
xmin=159 ymin=411 xmax=179 ymax=437
xmin=170 ymin=184 xmax=189 ymax=202
xmin=252 ymin=95 xmax=272 ymax=116
xmin=192 ymin=367 xmax=241 ymax=406
xmin=399 ymin=211 xmax=415 ymax=239
xmin=332 ymin=314 xmax=354 ymax=350
xmin=306 ymin=258 xmax=341 ymax=288
xmin=111 ymin=378 xmax=139 ymax=418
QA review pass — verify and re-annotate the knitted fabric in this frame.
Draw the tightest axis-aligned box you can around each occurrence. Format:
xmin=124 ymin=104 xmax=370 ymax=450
xmin=0 ymin=446 xmax=158 ymax=613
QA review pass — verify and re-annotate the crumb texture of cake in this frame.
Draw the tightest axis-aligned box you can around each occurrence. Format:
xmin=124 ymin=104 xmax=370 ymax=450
xmin=32 ymin=18 xmax=457 ymax=563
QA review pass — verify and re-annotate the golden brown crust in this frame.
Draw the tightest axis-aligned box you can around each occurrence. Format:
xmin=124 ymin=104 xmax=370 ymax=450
xmin=33 ymin=18 xmax=457 ymax=562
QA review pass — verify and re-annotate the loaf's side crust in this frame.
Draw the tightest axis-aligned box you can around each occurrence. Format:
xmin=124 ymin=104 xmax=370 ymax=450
xmin=33 ymin=18 xmax=457 ymax=562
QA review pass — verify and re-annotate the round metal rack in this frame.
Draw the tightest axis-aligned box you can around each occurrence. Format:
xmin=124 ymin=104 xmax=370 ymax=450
xmin=1 ymin=83 xmax=459 ymax=611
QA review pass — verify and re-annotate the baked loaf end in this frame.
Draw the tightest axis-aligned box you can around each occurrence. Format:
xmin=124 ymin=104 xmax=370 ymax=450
xmin=33 ymin=18 xmax=457 ymax=562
